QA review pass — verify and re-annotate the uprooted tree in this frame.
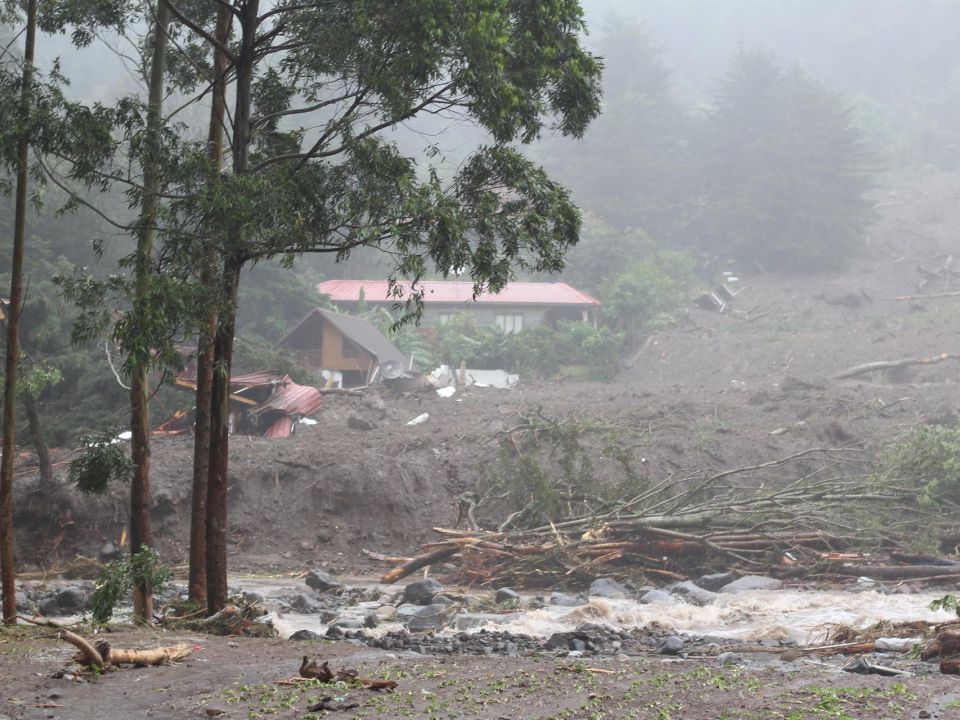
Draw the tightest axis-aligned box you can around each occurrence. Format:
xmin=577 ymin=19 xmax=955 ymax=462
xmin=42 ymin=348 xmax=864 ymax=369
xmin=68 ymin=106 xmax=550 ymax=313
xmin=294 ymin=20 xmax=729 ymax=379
xmin=156 ymin=0 xmax=603 ymax=614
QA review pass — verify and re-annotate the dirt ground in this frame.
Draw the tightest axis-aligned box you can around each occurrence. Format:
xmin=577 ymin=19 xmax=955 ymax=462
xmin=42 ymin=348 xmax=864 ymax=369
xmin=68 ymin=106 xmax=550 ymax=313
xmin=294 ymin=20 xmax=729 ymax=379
xmin=3 ymin=627 xmax=960 ymax=720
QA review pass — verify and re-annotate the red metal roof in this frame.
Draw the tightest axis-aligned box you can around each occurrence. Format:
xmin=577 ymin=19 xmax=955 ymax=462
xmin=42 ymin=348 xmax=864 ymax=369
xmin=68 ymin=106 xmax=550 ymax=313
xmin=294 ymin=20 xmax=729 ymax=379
xmin=317 ymin=280 xmax=599 ymax=307
xmin=257 ymin=381 xmax=323 ymax=417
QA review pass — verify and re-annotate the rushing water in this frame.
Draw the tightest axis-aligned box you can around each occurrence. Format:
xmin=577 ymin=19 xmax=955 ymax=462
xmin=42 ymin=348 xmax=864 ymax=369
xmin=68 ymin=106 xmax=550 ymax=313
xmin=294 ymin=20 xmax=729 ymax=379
xmin=234 ymin=576 xmax=956 ymax=645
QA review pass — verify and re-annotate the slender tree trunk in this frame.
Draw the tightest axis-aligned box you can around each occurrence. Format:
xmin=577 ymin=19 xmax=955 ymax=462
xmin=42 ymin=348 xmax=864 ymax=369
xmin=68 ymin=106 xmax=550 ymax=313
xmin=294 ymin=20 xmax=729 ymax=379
xmin=188 ymin=3 xmax=231 ymax=606
xmin=129 ymin=0 xmax=171 ymax=624
xmin=0 ymin=0 xmax=37 ymax=625
xmin=205 ymin=0 xmax=258 ymax=615
xmin=205 ymin=254 xmax=241 ymax=614
xmin=24 ymin=396 xmax=52 ymax=489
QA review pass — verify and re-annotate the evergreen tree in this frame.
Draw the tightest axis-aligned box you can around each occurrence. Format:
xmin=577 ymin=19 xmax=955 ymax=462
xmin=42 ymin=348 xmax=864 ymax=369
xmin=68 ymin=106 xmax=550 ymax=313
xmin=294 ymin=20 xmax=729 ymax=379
xmin=543 ymin=18 xmax=692 ymax=243
xmin=695 ymin=49 xmax=874 ymax=272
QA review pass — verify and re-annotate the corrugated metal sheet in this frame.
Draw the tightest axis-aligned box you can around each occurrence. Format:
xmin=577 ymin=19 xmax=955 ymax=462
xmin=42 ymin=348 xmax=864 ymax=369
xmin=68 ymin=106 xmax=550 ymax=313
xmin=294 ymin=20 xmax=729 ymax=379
xmin=230 ymin=371 xmax=287 ymax=388
xmin=264 ymin=415 xmax=294 ymax=439
xmin=317 ymin=280 xmax=600 ymax=307
xmin=256 ymin=381 xmax=323 ymax=417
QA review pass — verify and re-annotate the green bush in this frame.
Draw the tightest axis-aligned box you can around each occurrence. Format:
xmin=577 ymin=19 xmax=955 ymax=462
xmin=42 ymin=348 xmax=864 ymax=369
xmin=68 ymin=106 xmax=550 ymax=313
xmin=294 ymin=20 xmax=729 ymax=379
xmin=598 ymin=250 xmax=696 ymax=342
xmin=882 ymin=423 xmax=960 ymax=507
xmin=89 ymin=546 xmax=172 ymax=623
xmin=433 ymin=315 xmax=624 ymax=380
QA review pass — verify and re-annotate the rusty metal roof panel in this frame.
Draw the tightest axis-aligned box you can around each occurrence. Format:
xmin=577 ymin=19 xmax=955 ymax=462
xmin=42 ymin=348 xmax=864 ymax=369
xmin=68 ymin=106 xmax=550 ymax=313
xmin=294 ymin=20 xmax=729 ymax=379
xmin=257 ymin=381 xmax=323 ymax=417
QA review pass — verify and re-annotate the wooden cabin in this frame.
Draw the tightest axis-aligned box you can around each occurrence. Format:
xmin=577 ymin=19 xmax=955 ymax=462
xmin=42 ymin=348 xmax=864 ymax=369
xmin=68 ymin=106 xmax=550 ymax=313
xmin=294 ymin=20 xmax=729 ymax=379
xmin=278 ymin=308 xmax=409 ymax=387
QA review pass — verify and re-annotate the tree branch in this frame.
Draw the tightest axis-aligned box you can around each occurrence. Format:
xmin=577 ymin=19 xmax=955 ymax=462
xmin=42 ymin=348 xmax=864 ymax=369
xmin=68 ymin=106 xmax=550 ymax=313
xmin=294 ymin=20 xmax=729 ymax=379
xmin=163 ymin=0 xmax=237 ymax=62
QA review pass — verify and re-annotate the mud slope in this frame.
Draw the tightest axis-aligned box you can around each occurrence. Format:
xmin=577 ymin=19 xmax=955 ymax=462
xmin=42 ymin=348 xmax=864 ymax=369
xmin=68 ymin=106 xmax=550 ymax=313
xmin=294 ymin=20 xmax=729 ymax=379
xmin=13 ymin=169 xmax=960 ymax=573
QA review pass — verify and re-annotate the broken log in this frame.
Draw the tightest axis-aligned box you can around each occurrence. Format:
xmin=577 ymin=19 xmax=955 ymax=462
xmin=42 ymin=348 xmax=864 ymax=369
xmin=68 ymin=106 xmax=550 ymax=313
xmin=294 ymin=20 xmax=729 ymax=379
xmin=94 ymin=640 xmax=191 ymax=666
xmin=922 ymin=631 xmax=960 ymax=660
xmin=833 ymin=564 xmax=960 ymax=581
xmin=832 ymin=352 xmax=960 ymax=380
xmin=380 ymin=546 xmax=459 ymax=584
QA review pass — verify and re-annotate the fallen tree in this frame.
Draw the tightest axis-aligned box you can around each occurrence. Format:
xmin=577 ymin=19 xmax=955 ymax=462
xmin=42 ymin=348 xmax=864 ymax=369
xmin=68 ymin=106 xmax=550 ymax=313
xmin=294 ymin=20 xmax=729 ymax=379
xmin=377 ymin=439 xmax=960 ymax=588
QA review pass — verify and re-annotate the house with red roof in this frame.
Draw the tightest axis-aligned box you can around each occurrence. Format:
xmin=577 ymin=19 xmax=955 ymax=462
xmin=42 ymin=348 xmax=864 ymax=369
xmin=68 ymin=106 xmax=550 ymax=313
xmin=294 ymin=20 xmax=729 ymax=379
xmin=317 ymin=280 xmax=599 ymax=333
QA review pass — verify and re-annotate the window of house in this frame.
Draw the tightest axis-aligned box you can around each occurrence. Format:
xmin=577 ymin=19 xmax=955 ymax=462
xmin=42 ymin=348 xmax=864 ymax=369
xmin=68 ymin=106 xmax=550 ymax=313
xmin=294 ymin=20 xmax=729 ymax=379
xmin=342 ymin=337 xmax=362 ymax=357
xmin=438 ymin=313 xmax=453 ymax=324
xmin=495 ymin=313 xmax=524 ymax=334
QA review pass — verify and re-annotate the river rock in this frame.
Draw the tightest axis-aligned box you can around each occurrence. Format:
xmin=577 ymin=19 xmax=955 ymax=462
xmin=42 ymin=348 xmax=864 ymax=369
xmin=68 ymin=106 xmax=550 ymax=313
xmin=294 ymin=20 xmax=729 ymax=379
xmin=670 ymin=580 xmax=718 ymax=606
xmin=638 ymin=589 xmax=673 ymax=605
xmin=656 ymin=636 xmax=685 ymax=655
xmin=406 ymin=603 xmax=451 ymax=632
xmin=330 ymin=618 xmax=364 ymax=630
xmin=15 ymin=591 xmax=31 ymax=613
xmin=403 ymin=577 xmax=443 ymax=606
xmin=695 ymin=571 xmax=737 ymax=592
xmin=56 ymin=586 xmax=87 ymax=612
xmin=454 ymin=612 xmax=521 ymax=630
xmin=375 ymin=605 xmax=397 ymax=620
xmin=305 ymin=569 xmax=344 ymax=593
xmin=495 ymin=588 xmax=520 ymax=604
xmin=717 ymin=651 xmax=741 ymax=666
xmin=38 ymin=595 xmax=59 ymax=616
xmin=718 ymin=575 xmax=782 ymax=593
xmin=588 ymin=577 xmax=630 ymax=599
xmin=549 ymin=592 xmax=586 ymax=607
xmin=288 ymin=593 xmax=326 ymax=614
xmin=288 ymin=629 xmax=323 ymax=641
xmin=363 ymin=612 xmax=379 ymax=629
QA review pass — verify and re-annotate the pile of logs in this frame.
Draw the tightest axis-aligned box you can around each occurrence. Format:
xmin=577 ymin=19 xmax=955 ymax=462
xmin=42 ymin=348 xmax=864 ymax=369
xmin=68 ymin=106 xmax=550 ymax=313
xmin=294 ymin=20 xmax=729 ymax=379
xmin=378 ymin=526 xmax=960 ymax=588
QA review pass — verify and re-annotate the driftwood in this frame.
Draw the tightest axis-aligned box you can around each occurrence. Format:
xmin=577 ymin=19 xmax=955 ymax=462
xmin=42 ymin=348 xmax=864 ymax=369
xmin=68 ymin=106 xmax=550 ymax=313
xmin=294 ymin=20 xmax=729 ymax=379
xmin=832 ymin=352 xmax=960 ymax=380
xmin=380 ymin=546 xmax=458 ymax=584
xmin=18 ymin=617 xmax=190 ymax=670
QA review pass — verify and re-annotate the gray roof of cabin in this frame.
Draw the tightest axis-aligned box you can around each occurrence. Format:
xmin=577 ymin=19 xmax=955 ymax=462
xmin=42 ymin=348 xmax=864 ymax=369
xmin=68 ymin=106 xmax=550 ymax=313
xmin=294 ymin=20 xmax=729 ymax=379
xmin=282 ymin=308 xmax=409 ymax=368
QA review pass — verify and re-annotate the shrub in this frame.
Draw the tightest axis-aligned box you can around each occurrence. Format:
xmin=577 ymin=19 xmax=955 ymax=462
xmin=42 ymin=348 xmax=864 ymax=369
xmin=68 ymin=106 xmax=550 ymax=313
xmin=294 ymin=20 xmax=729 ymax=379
xmin=881 ymin=423 xmax=960 ymax=507
xmin=599 ymin=249 xmax=696 ymax=342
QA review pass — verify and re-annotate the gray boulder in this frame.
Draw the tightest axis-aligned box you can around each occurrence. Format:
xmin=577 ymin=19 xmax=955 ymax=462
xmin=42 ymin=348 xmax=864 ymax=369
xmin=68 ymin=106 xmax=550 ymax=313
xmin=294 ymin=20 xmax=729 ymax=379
xmin=56 ymin=586 xmax=87 ymax=612
xmin=288 ymin=629 xmax=323 ymax=641
xmin=305 ymin=569 xmax=344 ymax=593
xmin=718 ymin=576 xmax=783 ymax=594
xmin=406 ymin=603 xmax=451 ymax=632
xmin=656 ymin=636 xmax=685 ymax=655
xmin=695 ymin=571 xmax=737 ymax=592
xmin=549 ymin=592 xmax=586 ymax=607
xmin=495 ymin=587 xmax=520 ymax=605
xmin=638 ymin=589 xmax=673 ymax=605
xmin=402 ymin=577 xmax=443 ymax=606
xmin=38 ymin=595 xmax=59 ymax=616
xmin=670 ymin=580 xmax=718 ymax=606
xmin=588 ymin=577 xmax=630 ymax=599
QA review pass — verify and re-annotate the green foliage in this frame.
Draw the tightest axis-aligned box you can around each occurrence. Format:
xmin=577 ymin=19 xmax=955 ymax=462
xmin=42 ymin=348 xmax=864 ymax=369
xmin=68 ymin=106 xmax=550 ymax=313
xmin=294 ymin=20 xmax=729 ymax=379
xmin=432 ymin=316 xmax=624 ymax=380
xmin=696 ymin=49 xmax=875 ymax=271
xmin=929 ymin=594 xmax=960 ymax=617
xmin=599 ymin=250 xmax=696 ymax=342
xmin=19 ymin=362 xmax=62 ymax=400
xmin=881 ymin=423 xmax=960 ymax=507
xmin=360 ymin=305 xmax=439 ymax=370
xmin=433 ymin=314 xmax=511 ymax=370
xmin=68 ymin=430 xmax=133 ymax=495
xmin=479 ymin=409 xmax=649 ymax=530
xmin=89 ymin=546 xmax=171 ymax=623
